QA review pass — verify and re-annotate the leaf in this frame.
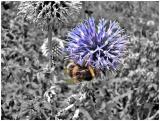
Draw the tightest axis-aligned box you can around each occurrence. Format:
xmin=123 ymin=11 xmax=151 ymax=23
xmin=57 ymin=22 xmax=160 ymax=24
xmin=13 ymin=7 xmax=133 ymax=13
xmin=31 ymin=82 xmax=39 ymax=89
xmin=143 ymin=103 xmax=153 ymax=110
xmin=42 ymin=102 xmax=52 ymax=110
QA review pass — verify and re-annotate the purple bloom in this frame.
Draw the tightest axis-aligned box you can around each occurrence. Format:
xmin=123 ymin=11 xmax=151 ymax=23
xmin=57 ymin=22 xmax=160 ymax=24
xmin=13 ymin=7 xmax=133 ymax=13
xmin=65 ymin=17 xmax=128 ymax=71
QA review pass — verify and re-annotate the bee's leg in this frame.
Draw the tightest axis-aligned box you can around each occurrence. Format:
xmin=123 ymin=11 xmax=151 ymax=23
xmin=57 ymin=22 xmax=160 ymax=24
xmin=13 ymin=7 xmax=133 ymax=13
xmin=73 ymin=77 xmax=80 ymax=83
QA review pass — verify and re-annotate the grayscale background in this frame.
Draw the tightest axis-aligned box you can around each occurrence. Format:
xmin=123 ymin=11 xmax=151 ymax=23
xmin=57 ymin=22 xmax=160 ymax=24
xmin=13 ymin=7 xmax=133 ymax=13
xmin=1 ymin=1 xmax=159 ymax=120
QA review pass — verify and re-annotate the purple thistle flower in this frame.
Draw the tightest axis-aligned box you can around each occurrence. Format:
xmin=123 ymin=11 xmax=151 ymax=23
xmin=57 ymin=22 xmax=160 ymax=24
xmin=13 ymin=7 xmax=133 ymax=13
xmin=65 ymin=17 xmax=128 ymax=71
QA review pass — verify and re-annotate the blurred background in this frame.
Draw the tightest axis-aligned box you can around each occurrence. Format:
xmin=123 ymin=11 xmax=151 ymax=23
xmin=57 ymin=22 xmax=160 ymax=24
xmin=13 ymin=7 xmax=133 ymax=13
xmin=1 ymin=1 xmax=159 ymax=120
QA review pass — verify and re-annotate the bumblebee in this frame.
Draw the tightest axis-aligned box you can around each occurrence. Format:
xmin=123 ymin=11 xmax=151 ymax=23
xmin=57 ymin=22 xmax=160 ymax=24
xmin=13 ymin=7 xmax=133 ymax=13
xmin=66 ymin=61 xmax=98 ymax=83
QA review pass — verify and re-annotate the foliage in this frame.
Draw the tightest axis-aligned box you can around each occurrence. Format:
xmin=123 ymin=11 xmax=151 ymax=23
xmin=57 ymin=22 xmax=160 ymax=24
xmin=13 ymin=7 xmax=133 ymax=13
xmin=1 ymin=1 xmax=159 ymax=120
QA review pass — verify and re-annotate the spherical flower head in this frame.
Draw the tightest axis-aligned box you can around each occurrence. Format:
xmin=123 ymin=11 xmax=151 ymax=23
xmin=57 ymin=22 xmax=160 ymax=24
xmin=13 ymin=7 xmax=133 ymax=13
xmin=65 ymin=17 xmax=128 ymax=71
xmin=18 ymin=1 xmax=82 ymax=30
xmin=41 ymin=37 xmax=64 ymax=61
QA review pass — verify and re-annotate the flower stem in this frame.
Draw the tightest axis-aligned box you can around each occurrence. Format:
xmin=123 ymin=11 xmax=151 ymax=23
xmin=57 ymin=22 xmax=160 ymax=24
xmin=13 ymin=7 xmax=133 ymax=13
xmin=48 ymin=25 xmax=52 ymax=68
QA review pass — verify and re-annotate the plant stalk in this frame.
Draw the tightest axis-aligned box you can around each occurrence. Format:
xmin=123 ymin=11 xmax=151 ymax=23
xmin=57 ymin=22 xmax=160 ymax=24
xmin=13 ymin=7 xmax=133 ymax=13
xmin=48 ymin=25 xmax=52 ymax=68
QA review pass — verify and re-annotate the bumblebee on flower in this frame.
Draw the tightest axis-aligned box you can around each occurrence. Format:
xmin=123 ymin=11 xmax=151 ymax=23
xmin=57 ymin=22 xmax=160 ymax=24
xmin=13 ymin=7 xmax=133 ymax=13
xmin=65 ymin=17 xmax=128 ymax=82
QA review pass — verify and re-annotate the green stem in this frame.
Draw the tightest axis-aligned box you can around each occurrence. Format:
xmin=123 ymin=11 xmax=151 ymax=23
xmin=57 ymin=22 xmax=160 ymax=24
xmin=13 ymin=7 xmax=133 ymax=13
xmin=48 ymin=25 xmax=52 ymax=68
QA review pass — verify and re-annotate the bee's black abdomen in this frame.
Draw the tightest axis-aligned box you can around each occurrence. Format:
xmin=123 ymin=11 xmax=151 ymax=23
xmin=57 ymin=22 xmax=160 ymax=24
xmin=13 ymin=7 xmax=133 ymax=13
xmin=84 ymin=70 xmax=93 ymax=81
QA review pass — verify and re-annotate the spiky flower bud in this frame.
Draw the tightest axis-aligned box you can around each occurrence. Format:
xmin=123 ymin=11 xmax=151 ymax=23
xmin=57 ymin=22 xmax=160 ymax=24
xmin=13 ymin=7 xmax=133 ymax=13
xmin=65 ymin=17 xmax=128 ymax=71
xmin=41 ymin=37 xmax=64 ymax=61
xmin=18 ymin=1 xmax=82 ymax=30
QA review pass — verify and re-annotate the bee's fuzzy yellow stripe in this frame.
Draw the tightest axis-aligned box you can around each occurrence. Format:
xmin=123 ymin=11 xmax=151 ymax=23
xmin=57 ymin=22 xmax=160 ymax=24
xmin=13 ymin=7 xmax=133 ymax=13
xmin=88 ymin=66 xmax=95 ymax=78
